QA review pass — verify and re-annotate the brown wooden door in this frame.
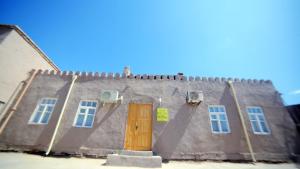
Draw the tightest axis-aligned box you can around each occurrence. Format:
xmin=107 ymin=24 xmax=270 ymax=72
xmin=124 ymin=103 xmax=152 ymax=151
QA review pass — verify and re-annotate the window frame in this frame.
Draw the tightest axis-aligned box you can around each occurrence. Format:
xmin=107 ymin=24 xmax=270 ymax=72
xmin=73 ymin=100 xmax=98 ymax=128
xmin=28 ymin=97 xmax=57 ymax=125
xmin=208 ymin=105 xmax=231 ymax=134
xmin=246 ymin=106 xmax=271 ymax=135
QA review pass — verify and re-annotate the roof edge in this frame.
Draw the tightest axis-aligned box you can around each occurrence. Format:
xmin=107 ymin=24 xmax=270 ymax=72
xmin=32 ymin=69 xmax=273 ymax=85
xmin=0 ymin=24 xmax=60 ymax=71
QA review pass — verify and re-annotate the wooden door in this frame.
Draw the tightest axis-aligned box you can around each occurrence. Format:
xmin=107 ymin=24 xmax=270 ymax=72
xmin=124 ymin=103 xmax=152 ymax=151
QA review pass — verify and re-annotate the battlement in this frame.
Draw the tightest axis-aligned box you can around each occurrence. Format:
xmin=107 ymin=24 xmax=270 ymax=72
xmin=34 ymin=69 xmax=273 ymax=85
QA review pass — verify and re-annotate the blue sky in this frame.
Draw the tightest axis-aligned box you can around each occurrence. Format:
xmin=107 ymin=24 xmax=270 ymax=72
xmin=1 ymin=0 xmax=299 ymax=105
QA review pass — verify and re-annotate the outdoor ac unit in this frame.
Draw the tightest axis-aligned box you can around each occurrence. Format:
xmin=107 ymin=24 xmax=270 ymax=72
xmin=186 ymin=91 xmax=203 ymax=105
xmin=100 ymin=90 xmax=119 ymax=103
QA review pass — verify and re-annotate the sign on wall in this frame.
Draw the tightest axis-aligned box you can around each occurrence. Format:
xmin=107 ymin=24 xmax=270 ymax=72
xmin=157 ymin=108 xmax=169 ymax=122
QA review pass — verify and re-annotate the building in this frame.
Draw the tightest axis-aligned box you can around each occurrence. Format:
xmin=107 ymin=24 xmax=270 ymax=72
xmin=287 ymin=104 xmax=300 ymax=132
xmin=0 ymin=69 xmax=296 ymax=162
xmin=286 ymin=104 xmax=300 ymax=158
xmin=0 ymin=24 xmax=59 ymax=119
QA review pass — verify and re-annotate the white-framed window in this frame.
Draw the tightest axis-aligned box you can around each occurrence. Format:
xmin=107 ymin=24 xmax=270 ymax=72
xmin=208 ymin=105 xmax=230 ymax=134
xmin=247 ymin=106 xmax=270 ymax=134
xmin=73 ymin=100 xmax=97 ymax=128
xmin=29 ymin=98 xmax=57 ymax=124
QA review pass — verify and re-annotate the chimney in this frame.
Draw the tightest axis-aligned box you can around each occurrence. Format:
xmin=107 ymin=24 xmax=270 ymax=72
xmin=123 ymin=66 xmax=131 ymax=76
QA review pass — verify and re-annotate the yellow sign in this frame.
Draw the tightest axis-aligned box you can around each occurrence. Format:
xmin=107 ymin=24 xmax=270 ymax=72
xmin=157 ymin=108 xmax=169 ymax=122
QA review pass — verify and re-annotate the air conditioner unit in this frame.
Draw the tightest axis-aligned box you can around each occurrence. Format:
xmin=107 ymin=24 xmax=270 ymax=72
xmin=100 ymin=90 xmax=119 ymax=103
xmin=186 ymin=91 xmax=203 ymax=105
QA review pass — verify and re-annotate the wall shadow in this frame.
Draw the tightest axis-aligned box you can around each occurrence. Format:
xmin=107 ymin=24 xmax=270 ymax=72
xmin=283 ymin=107 xmax=300 ymax=162
xmin=220 ymin=84 xmax=247 ymax=158
xmin=33 ymin=77 xmax=71 ymax=149
xmin=0 ymin=27 xmax=11 ymax=44
xmin=52 ymin=102 xmax=120 ymax=152
xmin=152 ymin=104 xmax=197 ymax=158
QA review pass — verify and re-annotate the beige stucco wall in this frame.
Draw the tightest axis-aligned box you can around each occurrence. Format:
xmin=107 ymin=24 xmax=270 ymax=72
xmin=0 ymin=27 xmax=56 ymax=105
xmin=0 ymin=72 xmax=296 ymax=161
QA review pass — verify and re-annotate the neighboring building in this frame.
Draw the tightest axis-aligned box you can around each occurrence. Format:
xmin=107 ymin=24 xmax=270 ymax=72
xmin=286 ymin=104 xmax=300 ymax=157
xmin=287 ymin=104 xmax=300 ymax=132
xmin=0 ymin=24 xmax=59 ymax=118
xmin=0 ymin=69 xmax=296 ymax=162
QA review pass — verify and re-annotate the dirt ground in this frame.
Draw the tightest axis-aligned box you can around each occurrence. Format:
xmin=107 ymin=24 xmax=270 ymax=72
xmin=0 ymin=152 xmax=299 ymax=169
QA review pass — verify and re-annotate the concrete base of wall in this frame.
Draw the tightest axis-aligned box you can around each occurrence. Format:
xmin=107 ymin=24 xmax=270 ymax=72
xmin=0 ymin=144 xmax=292 ymax=162
xmin=165 ymin=152 xmax=291 ymax=162
xmin=106 ymin=150 xmax=162 ymax=168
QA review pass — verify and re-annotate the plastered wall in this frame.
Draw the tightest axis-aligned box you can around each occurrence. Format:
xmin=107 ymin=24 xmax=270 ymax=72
xmin=0 ymin=70 xmax=296 ymax=161
xmin=0 ymin=27 xmax=56 ymax=105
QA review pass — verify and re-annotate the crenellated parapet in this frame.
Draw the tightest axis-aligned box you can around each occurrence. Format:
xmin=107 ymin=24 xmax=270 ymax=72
xmin=35 ymin=69 xmax=273 ymax=85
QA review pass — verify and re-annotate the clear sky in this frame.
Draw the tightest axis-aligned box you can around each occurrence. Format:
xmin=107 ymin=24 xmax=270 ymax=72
xmin=1 ymin=0 xmax=299 ymax=105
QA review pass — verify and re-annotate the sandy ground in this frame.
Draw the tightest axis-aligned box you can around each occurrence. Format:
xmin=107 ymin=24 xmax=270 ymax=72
xmin=0 ymin=152 xmax=299 ymax=169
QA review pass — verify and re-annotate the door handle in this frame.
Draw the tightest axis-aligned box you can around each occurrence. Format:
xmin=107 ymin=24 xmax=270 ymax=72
xmin=135 ymin=121 xmax=138 ymax=130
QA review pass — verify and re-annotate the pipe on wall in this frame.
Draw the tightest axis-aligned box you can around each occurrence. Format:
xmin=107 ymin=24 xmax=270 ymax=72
xmin=45 ymin=75 xmax=78 ymax=155
xmin=227 ymin=81 xmax=256 ymax=163
xmin=0 ymin=69 xmax=38 ymax=135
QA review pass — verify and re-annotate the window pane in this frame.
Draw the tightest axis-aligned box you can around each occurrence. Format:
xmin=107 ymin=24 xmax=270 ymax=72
xmin=211 ymin=120 xmax=220 ymax=132
xmin=209 ymin=107 xmax=214 ymax=112
xmin=260 ymin=121 xmax=269 ymax=133
xmin=220 ymin=121 xmax=229 ymax=132
xmin=256 ymin=108 xmax=262 ymax=113
xmin=41 ymin=112 xmax=51 ymax=124
xmin=50 ymin=99 xmax=56 ymax=105
xmin=46 ymin=106 xmax=53 ymax=112
xmin=249 ymin=114 xmax=256 ymax=121
xmin=219 ymin=107 xmax=225 ymax=112
xmin=76 ymin=114 xmax=85 ymax=126
xmin=81 ymin=101 xmax=87 ymax=106
xmin=88 ymin=109 xmax=95 ymax=115
xmin=85 ymin=115 xmax=94 ymax=127
xmin=247 ymin=108 xmax=252 ymax=113
xmin=38 ymin=105 xmax=45 ymax=111
xmin=211 ymin=114 xmax=217 ymax=120
xmin=46 ymin=99 xmax=52 ymax=104
xmin=214 ymin=107 xmax=219 ymax=112
xmin=251 ymin=121 xmax=260 ymax=132
xmin=92 ymin=102 xmax=97 ymax=107
xmin=33 ymin=111 xmax=42 ymax=123
xmin=219 ymin=114 xmax=226 ymax=120
xmin=80 ymin=108 xmax=86 ymax=114
xmin=87 ymin=102 xmax=92 ymax=107
xmin=257 ymin=115 xmax=264 ymax=121
xmin=253 ymin=108 xmax=259 ymax=113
